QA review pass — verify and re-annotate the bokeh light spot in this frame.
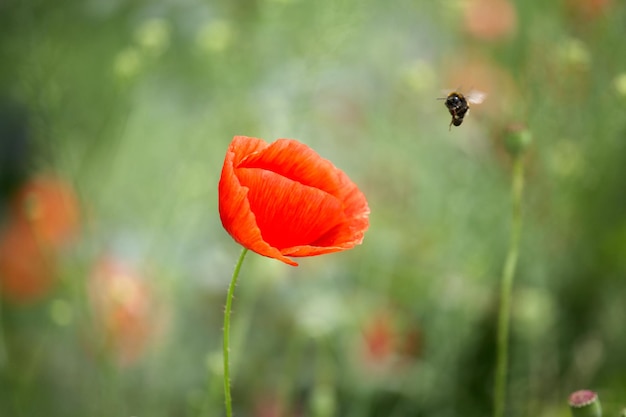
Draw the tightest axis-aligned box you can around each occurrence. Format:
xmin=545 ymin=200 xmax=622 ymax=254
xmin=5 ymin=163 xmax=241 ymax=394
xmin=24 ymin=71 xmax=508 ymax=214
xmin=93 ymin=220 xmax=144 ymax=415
xmin=50 ymin=299 xmax=73 ymax=326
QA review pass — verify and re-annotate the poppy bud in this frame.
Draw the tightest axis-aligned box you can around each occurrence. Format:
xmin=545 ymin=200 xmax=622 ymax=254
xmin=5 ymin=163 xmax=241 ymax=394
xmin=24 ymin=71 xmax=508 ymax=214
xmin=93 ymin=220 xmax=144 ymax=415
xmin=569 ymin=390 xmax=602 ymax=417
xmin=503 ymin=124 xmax=532 ymax=157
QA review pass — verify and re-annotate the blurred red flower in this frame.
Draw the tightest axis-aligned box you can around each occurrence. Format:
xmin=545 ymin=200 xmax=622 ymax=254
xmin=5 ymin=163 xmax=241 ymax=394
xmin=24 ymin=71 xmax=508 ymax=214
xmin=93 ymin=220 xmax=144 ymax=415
xmin=0 ymin=175 xmax=80 ymax=303
xmin=0 ymin=222 xmax=55 ymax=303
xmin=566 ymin=0 xmax=613 ymax=19
xmin=219 ymin=136 xmax=369 ymax=266
xmin=358 ymin=309 xmax=424 ymax=374
xmin=8 ymin=175 xmax=80 ymax=248
xmin=363 ymin=313 xmax=395 ymax=363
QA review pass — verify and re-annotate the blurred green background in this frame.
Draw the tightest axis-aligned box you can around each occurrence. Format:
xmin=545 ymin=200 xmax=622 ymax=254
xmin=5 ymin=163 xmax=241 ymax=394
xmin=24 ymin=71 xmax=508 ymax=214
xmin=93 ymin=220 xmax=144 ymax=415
xmin=1 ymin=0 xmax=626 ymax=416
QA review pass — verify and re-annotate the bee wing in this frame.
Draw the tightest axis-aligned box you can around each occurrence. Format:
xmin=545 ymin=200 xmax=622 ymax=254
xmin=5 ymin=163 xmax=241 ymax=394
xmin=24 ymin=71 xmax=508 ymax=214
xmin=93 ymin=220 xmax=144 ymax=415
xmin=466 ymin=90 xmax=486 ymax=104
xmin=438 ymin=87 xmax=460 ymax=97
xmin=437 ymin=89 xmax=452 ymax=100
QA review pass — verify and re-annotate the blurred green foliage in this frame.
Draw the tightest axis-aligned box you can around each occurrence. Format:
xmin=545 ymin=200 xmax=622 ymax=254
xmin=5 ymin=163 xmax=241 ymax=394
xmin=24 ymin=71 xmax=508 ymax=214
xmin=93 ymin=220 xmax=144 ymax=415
xmin=1 ymin=0 xmax=626 ymax=416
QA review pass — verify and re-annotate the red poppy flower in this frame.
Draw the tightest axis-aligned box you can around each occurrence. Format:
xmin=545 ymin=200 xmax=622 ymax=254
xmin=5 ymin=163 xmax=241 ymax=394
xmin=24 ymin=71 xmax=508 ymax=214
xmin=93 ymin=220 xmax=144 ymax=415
xmin=219 ymin=136 xmax=369 ymax=266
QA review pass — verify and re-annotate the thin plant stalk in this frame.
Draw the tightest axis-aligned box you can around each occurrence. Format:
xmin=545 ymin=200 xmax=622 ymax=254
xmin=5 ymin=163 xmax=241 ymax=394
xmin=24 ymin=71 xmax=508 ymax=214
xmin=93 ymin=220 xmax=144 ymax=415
xmin=223 ymin=248 xmax=248 ymax=417
xmin=494 ymin=155 xmax=525 ymax=417
xmin=0 ymin=298 xmax=7 ymax=369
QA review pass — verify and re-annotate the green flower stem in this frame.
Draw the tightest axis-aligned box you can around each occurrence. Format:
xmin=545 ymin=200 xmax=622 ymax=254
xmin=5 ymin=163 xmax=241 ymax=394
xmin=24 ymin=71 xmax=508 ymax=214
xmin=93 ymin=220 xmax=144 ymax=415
xmin=0 ymin=298 xmax=7 ymax=368
xmin=223 ymin=248 xmax=248 ymax=417
xmin=494 ymin=155 xmax=525 ymax=417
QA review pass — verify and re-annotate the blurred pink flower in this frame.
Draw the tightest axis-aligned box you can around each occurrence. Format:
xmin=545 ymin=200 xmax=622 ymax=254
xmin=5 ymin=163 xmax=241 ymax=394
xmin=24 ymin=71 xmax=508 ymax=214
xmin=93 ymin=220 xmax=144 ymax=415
xmin=253 ymin=392 xmax=288 ymax=417
xmin=88 ymin=256 xmax=162 ymax=366
xmin=464 ymin=0 xmax=517 ymax=41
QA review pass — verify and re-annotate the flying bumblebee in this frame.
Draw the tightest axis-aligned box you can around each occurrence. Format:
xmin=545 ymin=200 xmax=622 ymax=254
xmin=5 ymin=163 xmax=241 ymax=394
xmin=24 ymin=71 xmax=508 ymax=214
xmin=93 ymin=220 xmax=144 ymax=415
xmin=439 ymin=90 xmax=486 ymax=130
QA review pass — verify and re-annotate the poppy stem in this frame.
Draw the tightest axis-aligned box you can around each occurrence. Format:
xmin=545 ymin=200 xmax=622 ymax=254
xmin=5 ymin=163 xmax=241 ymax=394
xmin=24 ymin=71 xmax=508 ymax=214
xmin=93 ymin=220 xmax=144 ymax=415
xmin=0 ymin=298 xmax=7 ymax=367
xmin=223 ymin=247 xmax=248 ymax=417
xmin=493 ymin=155 xmax=525 ymax=417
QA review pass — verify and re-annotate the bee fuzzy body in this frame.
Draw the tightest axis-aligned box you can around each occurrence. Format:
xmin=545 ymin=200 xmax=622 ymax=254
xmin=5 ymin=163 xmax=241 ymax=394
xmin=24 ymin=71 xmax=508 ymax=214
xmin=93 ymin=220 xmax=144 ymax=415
xmin=440 ymin=90 xmax=485 ymax=130
xmin=445 ymin=92 xmax=470 ymax=128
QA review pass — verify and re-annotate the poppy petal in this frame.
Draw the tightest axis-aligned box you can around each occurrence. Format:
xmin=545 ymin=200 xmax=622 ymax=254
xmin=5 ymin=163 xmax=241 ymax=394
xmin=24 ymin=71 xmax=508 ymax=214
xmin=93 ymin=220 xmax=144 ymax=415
xmin=238 ymin=139 xmax=345 ymax=197
xmin=229 ymin=135 xmax=268 ymax=165
xmin=219 ymin=140 xmax=298 ymax=266
xmin=280 ymin=163 xmax=369 ymax=257
xmin=236 ymin=167 xmax=346 ymax=249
